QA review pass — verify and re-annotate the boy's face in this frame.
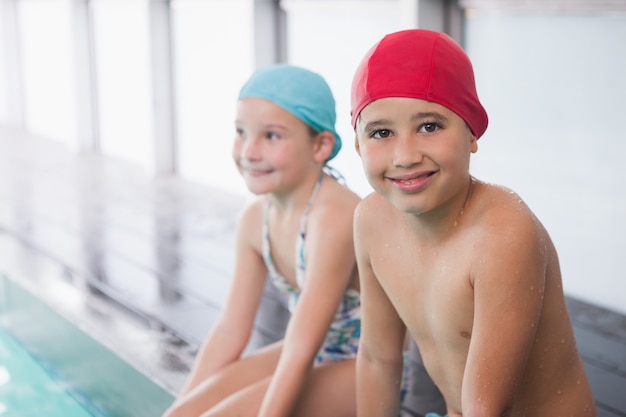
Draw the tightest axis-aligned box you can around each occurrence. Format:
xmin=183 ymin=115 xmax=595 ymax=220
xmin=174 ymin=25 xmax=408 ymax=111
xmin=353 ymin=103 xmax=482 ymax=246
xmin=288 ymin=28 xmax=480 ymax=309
xmin=355 ymin=97 xmax=477 ymax=215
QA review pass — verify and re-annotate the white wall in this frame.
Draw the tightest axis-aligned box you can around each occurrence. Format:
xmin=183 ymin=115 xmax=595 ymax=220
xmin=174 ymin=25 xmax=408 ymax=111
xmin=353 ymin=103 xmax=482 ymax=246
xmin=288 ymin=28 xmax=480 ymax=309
xmin=171 ymin=0 xmax=255 ymax=195
xmin=91 ymin=0 xmax=154 ymax=170
xmin=465 ymin=13 xmax=626 ymax=314
xmin=17 ymin=0 xmax=76 ymax=145
xmin=0 ymin=4 xmax=6 ymax=123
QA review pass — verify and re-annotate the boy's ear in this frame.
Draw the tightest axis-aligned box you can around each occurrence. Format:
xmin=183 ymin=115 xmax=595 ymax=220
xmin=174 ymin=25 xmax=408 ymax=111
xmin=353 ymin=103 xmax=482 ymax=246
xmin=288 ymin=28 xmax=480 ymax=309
xmin=354 ymin=135 xmax=361 ymax=156
xmin=470 ymin=134 xmax=478 ymax=153
xmin=313 ymin=131 xmax=335 ymax=163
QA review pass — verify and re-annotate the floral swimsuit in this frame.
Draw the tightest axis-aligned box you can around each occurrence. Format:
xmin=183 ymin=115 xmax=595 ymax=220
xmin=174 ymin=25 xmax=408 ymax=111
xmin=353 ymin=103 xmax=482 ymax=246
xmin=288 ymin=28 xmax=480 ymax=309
xmin=261 ymin=173 xmax=361 ymax=364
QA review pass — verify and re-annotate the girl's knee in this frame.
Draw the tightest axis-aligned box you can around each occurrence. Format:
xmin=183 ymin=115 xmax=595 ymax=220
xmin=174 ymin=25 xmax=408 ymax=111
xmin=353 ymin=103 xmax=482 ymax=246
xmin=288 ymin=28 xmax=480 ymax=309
xmin=161 ymin=404 xmax=182 ymax=417
xmin=199 ymin=404 xmax=247 ymax=417
xmin=161 ymin=396 xmax=205 ymax=417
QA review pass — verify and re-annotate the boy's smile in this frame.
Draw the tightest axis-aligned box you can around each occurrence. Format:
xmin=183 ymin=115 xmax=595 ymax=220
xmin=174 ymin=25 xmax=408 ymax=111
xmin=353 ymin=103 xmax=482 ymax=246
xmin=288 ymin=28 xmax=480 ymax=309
xmin=385 ymin=169 xmax=437 ymax=193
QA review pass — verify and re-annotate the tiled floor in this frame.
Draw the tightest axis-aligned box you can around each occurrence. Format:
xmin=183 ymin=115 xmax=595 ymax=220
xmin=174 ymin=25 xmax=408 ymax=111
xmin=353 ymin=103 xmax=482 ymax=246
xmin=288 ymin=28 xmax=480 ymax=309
xmin=0 ymin=126 xmax=625 ymax=416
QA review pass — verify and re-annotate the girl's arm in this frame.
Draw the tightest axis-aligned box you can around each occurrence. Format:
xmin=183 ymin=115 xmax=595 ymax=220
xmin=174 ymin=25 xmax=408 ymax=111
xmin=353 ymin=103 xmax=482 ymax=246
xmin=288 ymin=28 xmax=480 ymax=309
xmin=176 ymin=201 xmax=268 ymax=397
xmin=462 ymin=209 xmax=546 ymax=417
xmin=354 ymin=199 xmax=407 ymax=417
xmin=256 ymin=200 xmax=359 ymax=417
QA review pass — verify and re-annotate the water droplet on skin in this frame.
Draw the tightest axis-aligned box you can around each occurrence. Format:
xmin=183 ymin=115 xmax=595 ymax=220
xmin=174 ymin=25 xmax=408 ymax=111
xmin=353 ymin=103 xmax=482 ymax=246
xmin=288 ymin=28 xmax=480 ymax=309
xmin=530 ymin=285 xmax=534 ymax=291
xmin=557 ymin=389 xmax=562 ymax=395
xmin=577 ymin=380 xmax=582 ymax=385
xmin=560 ymin=337 xmax=566 ymax=344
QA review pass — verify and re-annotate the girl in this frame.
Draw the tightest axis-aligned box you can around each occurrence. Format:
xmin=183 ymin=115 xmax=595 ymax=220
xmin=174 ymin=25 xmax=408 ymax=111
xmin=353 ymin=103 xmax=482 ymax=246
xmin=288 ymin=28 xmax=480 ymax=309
xmin=163 ymin=64 xmax=361 ymax=417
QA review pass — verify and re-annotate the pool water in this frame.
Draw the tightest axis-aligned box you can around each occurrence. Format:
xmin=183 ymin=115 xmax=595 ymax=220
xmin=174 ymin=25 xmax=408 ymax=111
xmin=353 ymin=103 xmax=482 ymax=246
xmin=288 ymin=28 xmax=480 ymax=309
xmin=0 ymin=273 xmax=174 ymax=417
xmin=0 ymin=328 xmax=98 ymax=417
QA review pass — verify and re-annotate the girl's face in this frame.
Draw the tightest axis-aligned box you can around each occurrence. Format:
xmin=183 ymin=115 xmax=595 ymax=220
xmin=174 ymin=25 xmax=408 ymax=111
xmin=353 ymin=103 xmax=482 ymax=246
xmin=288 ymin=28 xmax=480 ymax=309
xmin=355 ymin=97 xmax=477 ymax=215
xmin=233 ymin=97 xmax=318 ymax=195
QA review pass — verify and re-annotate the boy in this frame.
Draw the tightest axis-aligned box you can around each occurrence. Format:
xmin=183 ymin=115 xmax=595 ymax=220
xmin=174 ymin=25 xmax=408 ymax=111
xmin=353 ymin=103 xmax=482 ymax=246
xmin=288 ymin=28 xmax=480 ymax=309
xmin=351 ymin=29 xmax=596 ymax=417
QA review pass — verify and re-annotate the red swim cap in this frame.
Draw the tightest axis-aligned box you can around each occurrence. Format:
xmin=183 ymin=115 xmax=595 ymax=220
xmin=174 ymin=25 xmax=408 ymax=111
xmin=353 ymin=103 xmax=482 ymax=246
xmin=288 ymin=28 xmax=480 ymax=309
xmin=350 ymin=29 xmax=488 ymax=139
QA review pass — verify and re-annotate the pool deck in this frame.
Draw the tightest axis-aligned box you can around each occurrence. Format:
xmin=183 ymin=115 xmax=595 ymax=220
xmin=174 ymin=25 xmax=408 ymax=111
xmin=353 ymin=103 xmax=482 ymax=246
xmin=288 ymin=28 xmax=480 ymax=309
xmin=0 ymin=126 xmax=625 ymax=417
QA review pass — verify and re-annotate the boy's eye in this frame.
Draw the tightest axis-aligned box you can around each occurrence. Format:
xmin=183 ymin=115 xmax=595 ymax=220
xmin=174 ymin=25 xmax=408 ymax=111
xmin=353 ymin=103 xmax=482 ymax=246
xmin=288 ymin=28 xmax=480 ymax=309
xmin=420 ymin=122 xmax=441 ymax=133
xmin=372 ymin=129 xmax=391 ymax=139
xmin=265 ymin=131 xmax=280 ymax=140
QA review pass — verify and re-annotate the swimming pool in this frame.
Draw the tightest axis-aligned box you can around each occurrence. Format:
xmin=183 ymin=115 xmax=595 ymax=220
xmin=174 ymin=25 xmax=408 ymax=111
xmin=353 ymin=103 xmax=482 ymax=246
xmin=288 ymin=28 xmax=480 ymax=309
xmin=0 ymin=327 xmax=98 ymax=417
xmin=0 ymin=273 xmax=174 ymax=417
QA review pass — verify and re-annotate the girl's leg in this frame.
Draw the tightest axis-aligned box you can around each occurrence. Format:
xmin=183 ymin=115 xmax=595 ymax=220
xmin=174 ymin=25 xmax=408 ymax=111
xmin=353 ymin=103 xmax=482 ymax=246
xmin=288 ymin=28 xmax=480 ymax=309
xmin=163 ymin=341 xmax=283 ymax=417
xmin=199 ymin=376 xmax=271 ymax=417
xmin=201 ymin=358 xmax=357 ymax=417
xmin=293 ymin=358 xmax=357 ymax=417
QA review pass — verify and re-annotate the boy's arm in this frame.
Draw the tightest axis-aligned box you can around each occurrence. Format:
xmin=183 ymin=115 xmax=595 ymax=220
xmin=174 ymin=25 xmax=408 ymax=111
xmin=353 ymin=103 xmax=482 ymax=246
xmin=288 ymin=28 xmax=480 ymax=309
xmin=462 ymin=211 xmax=547 ymax=416
xmin=257 ymin=201 xmax=359 ymax=417
xmin=176 ymin=203 xmax=268 ymax=397
xmin=354 ymin=199 xmax=407 ymax=417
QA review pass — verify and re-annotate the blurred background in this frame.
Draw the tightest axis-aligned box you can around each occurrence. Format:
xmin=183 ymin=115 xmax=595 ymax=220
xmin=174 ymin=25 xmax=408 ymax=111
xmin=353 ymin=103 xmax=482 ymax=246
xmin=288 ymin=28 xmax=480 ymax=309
xmin=1 ymin=0 xmax=625 ymax=316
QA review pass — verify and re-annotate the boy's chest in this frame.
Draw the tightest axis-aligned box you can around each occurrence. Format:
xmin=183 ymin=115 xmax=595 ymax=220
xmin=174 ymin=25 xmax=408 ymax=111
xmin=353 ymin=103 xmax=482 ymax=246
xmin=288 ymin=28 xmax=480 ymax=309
xmin=370 ymin=239 xmax=475 ymax=339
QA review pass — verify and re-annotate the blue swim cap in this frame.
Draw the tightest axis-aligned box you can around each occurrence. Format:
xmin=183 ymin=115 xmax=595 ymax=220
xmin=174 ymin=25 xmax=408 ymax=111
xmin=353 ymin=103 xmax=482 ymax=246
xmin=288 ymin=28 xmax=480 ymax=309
xmin=238 ymin=64 xmax=342 ymax=162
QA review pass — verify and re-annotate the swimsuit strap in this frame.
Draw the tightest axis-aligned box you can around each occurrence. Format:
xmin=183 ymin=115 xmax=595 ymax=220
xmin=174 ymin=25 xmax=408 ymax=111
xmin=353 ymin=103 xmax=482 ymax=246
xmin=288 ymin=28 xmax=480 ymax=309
xmin=262 ymin=172 xmax=325 ymax=293
xmin=323 ymin=164 xmax=346 ymax=185
xmin=295 ymin=172 xmax=324 ymax=287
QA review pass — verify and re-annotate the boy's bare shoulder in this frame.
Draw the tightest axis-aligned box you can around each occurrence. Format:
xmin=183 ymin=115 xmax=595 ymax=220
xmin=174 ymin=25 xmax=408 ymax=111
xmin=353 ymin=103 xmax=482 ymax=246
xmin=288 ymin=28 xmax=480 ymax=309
xmin=354 ymin=192 xmax=399 ymax=230
xmin=471 ymin=181 xmax=547 ymax=247
xmin=359 ymin=191 xmax=397 ymax=209
xmin=473 ymin=182 xmax=536 ymax=224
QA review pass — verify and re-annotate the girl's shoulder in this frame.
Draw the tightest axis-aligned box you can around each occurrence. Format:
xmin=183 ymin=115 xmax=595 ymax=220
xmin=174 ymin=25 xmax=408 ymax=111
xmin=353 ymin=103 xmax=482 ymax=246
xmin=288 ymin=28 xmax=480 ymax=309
xmin=315 ymin=176 xmax=361 ymax=214
xmin=241 ymin=194 xmax=268 ymax=213
xmin=236 ymin=195 xmax=269 ymax=233
xmin=303 ymin=176 xmax=361 ymax=236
